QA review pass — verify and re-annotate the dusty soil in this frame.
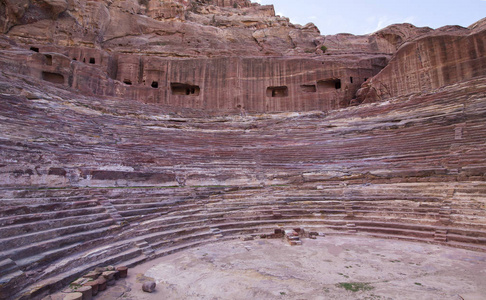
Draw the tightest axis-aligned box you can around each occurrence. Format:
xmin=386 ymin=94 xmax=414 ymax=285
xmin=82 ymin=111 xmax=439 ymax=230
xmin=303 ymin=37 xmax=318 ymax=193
xmin=115 ymin=236 xmax=486 ymax=300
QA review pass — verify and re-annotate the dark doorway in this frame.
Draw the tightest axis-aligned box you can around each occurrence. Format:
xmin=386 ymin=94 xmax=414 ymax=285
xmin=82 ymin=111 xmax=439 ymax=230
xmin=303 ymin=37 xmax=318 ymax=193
xmin=171 ymin=83 xmax=200 ymax=96
xmin=266 ymin=86 xmax=289 ymax=98
xmin=42 ymin=72 xmax=64 ymax=84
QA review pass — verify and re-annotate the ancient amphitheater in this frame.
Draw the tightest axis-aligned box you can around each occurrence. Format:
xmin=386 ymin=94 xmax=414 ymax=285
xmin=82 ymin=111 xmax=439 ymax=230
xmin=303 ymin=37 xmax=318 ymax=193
xmin=0 ymin=0 xmax=485 ymax=299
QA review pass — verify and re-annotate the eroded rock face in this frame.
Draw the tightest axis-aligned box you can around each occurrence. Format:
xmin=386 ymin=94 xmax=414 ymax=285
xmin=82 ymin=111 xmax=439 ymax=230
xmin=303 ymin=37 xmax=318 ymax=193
xmin=356 ymin=26 xmax=486 ymax=103
xmin=0 ymin=2 xmax=485 ymax=300
xmin=0 ymin=0 xmax=445 ymax=113
xmin=2 ymin=0 xmax=481 ymax=113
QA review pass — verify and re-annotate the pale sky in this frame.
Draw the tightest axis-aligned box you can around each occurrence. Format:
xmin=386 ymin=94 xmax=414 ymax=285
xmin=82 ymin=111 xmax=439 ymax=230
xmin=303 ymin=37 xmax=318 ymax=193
xmin=253 ymin=0 xmax=486 ymax=35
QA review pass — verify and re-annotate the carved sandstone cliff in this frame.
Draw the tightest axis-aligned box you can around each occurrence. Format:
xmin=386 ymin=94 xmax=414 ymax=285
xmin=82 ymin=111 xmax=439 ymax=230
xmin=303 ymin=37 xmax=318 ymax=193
xmin=0 ymin=0 xmax=451 ymax=113
xmin=357 ymin=23 xmax=486 ymax=103
xmin=0 ymin=1 xmax=485 ymax=300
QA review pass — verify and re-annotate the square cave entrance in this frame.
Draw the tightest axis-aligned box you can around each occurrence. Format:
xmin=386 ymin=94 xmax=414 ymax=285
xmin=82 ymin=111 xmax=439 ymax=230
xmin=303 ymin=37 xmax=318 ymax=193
xmin=171 ymin=83 xmax=200 ymax=96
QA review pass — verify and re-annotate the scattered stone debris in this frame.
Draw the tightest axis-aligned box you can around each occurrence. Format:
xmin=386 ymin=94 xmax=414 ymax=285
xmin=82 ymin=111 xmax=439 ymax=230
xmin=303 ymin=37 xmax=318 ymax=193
xmin=254 ymin=228 xmax=323 ymax=246
xmin=284 ymin=228 xmax=303 ymax=246
xmin=142 ymin=281 xmax=156 ymax=293
xmin=52 ymin=265 xmax=128 ymax=300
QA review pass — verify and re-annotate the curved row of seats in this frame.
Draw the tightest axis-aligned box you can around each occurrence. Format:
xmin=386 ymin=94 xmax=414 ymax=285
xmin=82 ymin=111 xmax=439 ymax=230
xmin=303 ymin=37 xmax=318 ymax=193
xmin=0 ymin=77 xmax=485 ymax=299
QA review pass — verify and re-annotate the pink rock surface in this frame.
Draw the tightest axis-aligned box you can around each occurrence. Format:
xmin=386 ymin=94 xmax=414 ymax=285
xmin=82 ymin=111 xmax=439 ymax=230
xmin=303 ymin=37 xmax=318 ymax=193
xmin=0 ymin=1 xmax=485 ymax=300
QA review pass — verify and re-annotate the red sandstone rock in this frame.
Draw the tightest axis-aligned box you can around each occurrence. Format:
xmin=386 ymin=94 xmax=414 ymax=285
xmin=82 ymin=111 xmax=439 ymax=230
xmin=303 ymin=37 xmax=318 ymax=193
xmin=142 ymin=281 xmax=156 ymax=293
xmin=356 ymin=26 xmax=486 ymax=103
xmin=0 ymin=1 xmax=485 ymax=300
xmin=83 ymin=281 xmax=99 ymax=296
xmin=76 ymin=286 xmax=92 ymax=300
xmin=0 ymin=0 xmax=402 ymax=112
xmin=96 ymin=277 xmax=107 ymax=292
xmin=82 ymin=271 xmax=101 ymax=280
xmin=63 ymin=292 xmax=83 ymax=300
xmin=116 ymin=266 xmax=128 ymax=278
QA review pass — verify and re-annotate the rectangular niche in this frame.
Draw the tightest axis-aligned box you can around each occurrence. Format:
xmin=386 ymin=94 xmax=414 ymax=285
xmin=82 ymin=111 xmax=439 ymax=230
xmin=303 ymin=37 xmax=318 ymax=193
xmin=170 ymin=83 xmax=200 ymax=96
xmin=317 ymin=78 xmax=341 ymax=90
xmin=44 ymin=54 xmax=53 ymax=66
xmin=266 ymin=86 xmax=289 ymax=98
xmin=300 ymin=84 xmax=317 ymax=93
xmin=42 ymin=72 xmax=64 ymax=84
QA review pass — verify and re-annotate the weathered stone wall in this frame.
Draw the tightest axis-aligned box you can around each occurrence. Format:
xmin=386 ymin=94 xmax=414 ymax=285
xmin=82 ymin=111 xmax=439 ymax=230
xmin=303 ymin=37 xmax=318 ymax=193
xmin=0 ymin=70 xmax=485 ymax=300
xmin=112 ymin=55 xmax=385 ymax=111
xmin=357 ymin=28 xmax=486 ymax=103
xmin=0 ymin=1 xmax=486 ymax=299
xmin=0 ymin=42 xmax=387 ymax=112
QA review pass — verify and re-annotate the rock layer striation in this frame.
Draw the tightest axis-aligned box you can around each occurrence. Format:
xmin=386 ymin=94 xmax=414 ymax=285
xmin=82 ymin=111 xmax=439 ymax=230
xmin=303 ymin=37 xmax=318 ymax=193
xmin=0 ymin=1 xmax=485 ymax=300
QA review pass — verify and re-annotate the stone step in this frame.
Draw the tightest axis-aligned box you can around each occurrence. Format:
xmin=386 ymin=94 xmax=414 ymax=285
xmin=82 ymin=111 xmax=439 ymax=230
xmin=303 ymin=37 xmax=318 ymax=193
xmin=346 ymin=223 xmax=357 ymax=233
xmin=0 ymin=201 xmax=99 ymax=218
xmin=214 ymin=218 xmax=347 ymax=231
xmin=16 ymin=242 xmax=83 ymax=269
xmin=136 ymin=209 xmax=344 ymax=234
xmin=0 ymin=270 xmax=26 ymax=300
xmin=210 ymin=228 xmax=222 ymax=234
xmin=142 ymin=248 xmax=154 ymax=255
xmin=352 ymin=220 xmax=437 ymax=232
xmin=0 ymin=195 xmax=93 ymax=206
xmin=136 ymin=241 xmax=149 ymax=248
xmin=112 ymin=200 xmax=199 ymax=211
xmin=39 ymin=243 xmax=134 ymax=280
xmin=149 ymin=231 xmax=215 ymax=250
xmin=0 ymin=219 xmax=115 ymax=252
xmin=359 ymin=232 xmax=435 ymax=245
xmin=14 ymin=248 xmax=144 ymax=300
xmin=139 ymin=219 xmax=210 ymax=235
xmin=0 ymin=207 xmax=107 ymax=227
xmin=1 ymin=225 xmax=117 ymax=263
xmin=0 ymin=258 xmax=21 ymax=278
xmin=447 ymin=233 xmax=486 ymax=245
xmin=356 ymin=226 xmax=435 ymax=239
xmin=218 ymin=223 xmax=348 ymax=238
xmin=0 ymin=213 xmax=112 ymax=239
xmin=444 ymin=241 xmax=486 ymax=253
xmin=151 ymin=238 xmax=235 ymax=261
xmin=289 ymin=240 xmax=302 ymax=246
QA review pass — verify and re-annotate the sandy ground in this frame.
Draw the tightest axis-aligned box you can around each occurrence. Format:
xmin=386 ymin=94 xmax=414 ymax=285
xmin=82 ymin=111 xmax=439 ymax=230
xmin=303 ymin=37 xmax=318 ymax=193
xmin=106 ymin=236 xmax=485 ymax=300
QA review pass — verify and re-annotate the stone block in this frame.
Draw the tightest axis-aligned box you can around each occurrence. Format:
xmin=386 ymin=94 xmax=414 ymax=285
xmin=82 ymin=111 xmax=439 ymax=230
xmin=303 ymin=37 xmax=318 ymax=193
xmin=116 ymin=266 xmax=128 ymax=278
xmin=142 ymin=281 xmax=156 ymax=293
xmin=76 ymin=286 xmax=92 ymax=300
xmin=83 ymin=281 xmax=99 ymax=296
xmin=96 ymin=277 xmax=107 ymax=291
xmin=102 ymin=271 xmax=117 ymax=282
xmin=82 ymin=271 xmax=101 ymax=280
xmin=63 ymin=292 xmax=83 ymax=300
